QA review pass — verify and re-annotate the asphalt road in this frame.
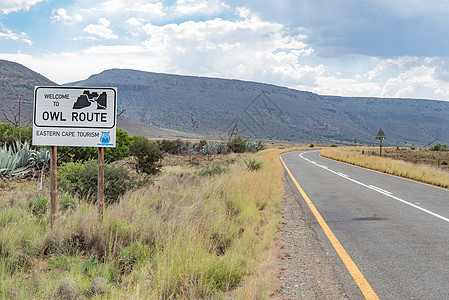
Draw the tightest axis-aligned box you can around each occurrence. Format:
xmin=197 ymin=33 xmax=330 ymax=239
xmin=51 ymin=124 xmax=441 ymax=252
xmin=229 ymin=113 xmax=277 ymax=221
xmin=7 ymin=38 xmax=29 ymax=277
xmin=281 ymin=150 xmax=449 ymax=299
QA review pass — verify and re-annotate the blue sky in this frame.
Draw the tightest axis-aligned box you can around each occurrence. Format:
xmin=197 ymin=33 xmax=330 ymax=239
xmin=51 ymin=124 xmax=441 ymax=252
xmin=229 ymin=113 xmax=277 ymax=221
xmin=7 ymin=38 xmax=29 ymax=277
xmin=1 ymin=0 xmax=449 ymax=100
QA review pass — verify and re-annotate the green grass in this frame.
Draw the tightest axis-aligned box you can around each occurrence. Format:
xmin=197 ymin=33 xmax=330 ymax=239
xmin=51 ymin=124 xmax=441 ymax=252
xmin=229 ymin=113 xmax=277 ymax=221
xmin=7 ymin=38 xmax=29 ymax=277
xmin=0 ymin=150 xmax=285 ymax=299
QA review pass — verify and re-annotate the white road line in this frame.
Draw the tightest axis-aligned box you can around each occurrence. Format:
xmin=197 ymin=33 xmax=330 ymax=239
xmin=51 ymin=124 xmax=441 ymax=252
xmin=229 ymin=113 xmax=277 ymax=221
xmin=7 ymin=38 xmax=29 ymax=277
xmin=337 ymin=172 xmax=349 ymax=178
xmin=369 ymin=185 xmax=392 ymax=195
xmin=299 ymin=152 xmax=449 ymax=224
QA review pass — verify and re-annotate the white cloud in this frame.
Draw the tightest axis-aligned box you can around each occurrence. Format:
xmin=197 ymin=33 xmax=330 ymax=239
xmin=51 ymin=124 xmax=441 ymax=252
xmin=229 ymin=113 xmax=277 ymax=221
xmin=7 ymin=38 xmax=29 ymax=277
xmin=83 ymin=18 xmax=118 ymax=39
xmin=379 ymin=64 xmax=449 ymax=98
xmin=51 ymin=8 xmax=83 ymax=24
xmin=131 ymin=1 xmax=165 ymax=16
xmin=0 ymin=0 xmax=44 ymax=14
xmin=126 ymin=17 xmax=144 ymax=27
xmin=174 ymin=0 xmax=226 ymax=15
xmin=139 ymin=9 xmax=314 ymax=87
xmin=101 ymin=0 xmax=126 ymax=13
xmin=365 ymin=56 xmax=418 ymax=80
xmin=0 ymin=27 xmax=32 ymax=45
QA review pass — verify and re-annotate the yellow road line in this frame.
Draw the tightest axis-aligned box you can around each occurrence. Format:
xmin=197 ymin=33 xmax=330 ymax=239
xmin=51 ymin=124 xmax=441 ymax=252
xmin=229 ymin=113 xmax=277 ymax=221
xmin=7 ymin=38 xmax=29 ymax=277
xmin=319 ymin=153 xmax=449 ymax=192
xmin=280 ymin=155 xmax=379 ymax=300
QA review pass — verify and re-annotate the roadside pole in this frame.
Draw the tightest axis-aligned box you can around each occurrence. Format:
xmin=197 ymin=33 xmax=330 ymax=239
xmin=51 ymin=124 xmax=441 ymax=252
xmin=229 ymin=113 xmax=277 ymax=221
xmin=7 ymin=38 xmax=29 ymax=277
xmin=33 ymin=86 xmax=117 ymax=229
xmin=376 ymin=128 xmax=386 ymax=157
xmin=50 ymin=145 xmax=57 ymax=229
xmin=98 ymin=147 xmax=105 ymax=221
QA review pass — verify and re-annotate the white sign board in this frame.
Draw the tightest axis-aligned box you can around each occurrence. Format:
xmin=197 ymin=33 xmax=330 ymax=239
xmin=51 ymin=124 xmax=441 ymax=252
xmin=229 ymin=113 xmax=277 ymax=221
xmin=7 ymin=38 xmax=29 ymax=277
xmin=33 ymin=86 xmax=117 ymax=147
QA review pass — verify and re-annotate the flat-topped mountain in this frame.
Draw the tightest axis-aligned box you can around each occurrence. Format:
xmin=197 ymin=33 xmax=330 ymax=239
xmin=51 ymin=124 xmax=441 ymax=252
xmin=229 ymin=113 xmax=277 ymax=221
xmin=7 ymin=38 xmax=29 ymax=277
xmin=69 ymin=68 xmax=449 ymax=145
xmin=1 ymin=59 xmax=448 ymax=145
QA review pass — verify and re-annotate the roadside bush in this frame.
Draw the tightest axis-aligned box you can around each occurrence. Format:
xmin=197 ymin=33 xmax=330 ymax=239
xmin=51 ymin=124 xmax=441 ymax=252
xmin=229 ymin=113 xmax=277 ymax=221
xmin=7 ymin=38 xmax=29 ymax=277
xmin=58 ymin=160 xmax=140 ymax=204
xmin=433 ymin=144 xmax=442 ymax=151
xmin=129 ymin=136 xmax=164 ymax=175
xmin=58 ymin=128 xmax=133 ymax=163
xmin=0 ymin=123 xmax=32 ymax=146
xmin=157 ymin=139 xmax=177 ymax=154
xmin=227 ymin=136 xmax=247 ymax=153
xmin=173 ymin=139 xmax=188 ymax=154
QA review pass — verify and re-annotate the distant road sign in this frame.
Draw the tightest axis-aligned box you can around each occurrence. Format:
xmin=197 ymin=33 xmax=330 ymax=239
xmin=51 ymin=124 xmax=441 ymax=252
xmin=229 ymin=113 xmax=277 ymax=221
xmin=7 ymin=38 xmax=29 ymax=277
xmin=376 ymin=128 xmax=386 ymax=140
xmin=33 ymin=86 xmax=117 ymax=147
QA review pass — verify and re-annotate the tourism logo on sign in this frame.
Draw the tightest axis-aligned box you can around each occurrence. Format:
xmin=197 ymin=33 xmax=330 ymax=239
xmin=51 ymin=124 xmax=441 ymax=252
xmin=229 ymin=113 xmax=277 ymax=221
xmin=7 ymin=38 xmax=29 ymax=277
xmin=98 ymin=131 xmax=113 ymax=146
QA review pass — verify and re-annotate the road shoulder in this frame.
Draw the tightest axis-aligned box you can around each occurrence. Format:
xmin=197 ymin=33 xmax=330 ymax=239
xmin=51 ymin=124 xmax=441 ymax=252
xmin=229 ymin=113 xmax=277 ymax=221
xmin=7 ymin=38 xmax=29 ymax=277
xmin=276 ymin=175 xmax=351 ymax=299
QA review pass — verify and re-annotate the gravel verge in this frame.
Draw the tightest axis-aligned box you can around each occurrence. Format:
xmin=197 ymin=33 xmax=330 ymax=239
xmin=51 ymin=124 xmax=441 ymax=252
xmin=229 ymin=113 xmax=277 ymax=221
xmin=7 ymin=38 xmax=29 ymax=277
xmin=276 ymin=176 xmax=353 ymax=300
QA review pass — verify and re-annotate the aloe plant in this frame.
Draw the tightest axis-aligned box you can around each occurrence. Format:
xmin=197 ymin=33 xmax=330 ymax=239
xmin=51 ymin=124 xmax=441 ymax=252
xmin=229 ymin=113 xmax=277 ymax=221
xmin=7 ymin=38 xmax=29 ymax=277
xmin=0 ymin=140 xmax=50 ymax=177
xmin=216 ymin=142 xmax=226 ymax=154
xmin=202 ymin=142 xmax=216 ymax=155
xmin=248 ymin=141 xmax=263 ymax=152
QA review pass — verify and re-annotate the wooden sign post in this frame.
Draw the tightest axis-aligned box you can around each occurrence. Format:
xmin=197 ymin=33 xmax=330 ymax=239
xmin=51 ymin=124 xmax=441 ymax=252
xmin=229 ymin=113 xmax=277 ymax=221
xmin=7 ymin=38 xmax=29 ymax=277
xmin=50 ymin=146 xmax=57 ymax=229
xmin=376 ymin=128 xmax=386 ymax=156
xmin=33 ymin=86 xmax=117 ymax=228
xmin=98 ymin=147 xmax=105 ymax=221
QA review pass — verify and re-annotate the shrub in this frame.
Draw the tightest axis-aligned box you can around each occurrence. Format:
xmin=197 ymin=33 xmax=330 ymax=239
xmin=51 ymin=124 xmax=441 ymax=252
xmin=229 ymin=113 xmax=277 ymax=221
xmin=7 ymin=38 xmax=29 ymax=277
xmin=58 ymin=160 xmax=140 ymax=204
xmin=157 ymin=139 xmax=177 ymax=154
xmin=433 ymin=144 xmax=442 ymax=151
xmin=227 ymin=136 xmax=247 ymax=153
xmin=309 ymin=143 xmax=314 ymax=148
xmin=58 ymin=128 xmax=132 ymax=163
xmin=0 ymin=123 xmax=32 ymax=146
xmin=129 ymin=136 xmax=164 ymax=175
xmin=173 ymin=139 xmax=188 ymax=154
xmin=243 ymin=158 xmax=263 ymax=171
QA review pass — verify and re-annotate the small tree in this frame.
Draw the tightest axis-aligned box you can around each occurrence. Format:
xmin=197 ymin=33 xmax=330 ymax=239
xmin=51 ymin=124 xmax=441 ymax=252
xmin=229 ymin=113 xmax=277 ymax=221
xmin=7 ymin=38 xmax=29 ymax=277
xmin=433 ymin=144 xmax=442 ymax=151
xmin=227 ymin=135 xmax=247 ymax=153
xmin=129 ymin=136 xmax=164 ymax=175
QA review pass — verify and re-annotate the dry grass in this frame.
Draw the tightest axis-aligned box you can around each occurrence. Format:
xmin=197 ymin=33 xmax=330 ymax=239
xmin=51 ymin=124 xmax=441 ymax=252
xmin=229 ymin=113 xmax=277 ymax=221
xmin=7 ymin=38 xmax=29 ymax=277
xmin=0 ymin=150 xmax=286 ymax=299
xmin=321 ymin=147 xmax=449 ymax=188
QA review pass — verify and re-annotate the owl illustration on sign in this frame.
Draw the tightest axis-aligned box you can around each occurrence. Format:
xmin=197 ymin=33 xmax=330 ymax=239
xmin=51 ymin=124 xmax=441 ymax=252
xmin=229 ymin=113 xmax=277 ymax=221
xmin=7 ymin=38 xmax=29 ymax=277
xmin=100 ymin=131 xmax=111 ymax=145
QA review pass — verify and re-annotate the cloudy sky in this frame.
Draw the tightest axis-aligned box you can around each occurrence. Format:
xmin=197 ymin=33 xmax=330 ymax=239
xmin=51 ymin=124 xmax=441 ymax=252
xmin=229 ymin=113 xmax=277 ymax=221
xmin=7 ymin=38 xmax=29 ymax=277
xmin=1 ymin=0 xmax=449 ymax=100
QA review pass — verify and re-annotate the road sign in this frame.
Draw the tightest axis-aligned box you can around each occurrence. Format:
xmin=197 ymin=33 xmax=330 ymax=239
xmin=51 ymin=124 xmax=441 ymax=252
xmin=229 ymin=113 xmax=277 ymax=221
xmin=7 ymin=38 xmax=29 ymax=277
xmin=375 ymin=128 xmax=386 ymax=156
xmin=376 ymin=128 xmax=386 ymax=140
xmin=33 ymin=86 xmax=117 ymax=147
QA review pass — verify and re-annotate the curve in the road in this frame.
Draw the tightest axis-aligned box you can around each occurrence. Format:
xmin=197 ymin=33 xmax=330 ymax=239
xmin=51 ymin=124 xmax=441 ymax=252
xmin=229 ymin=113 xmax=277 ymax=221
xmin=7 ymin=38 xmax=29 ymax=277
xmin=280 ymin=153 xmax=380 ymax=300
xmin=306 ymin=152 xmax=449 ymax=224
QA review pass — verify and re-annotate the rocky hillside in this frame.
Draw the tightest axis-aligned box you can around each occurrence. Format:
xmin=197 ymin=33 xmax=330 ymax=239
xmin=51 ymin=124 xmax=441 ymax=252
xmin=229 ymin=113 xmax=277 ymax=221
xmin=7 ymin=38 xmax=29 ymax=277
xmin=0 ymin=60 xmax=197 ymax=139
xmin=0 ymin=59 xmax=55 ymax=125
xmin=69 ymin=68 xmax=449 ymax=145
xmin=2 ymin=59 xmax=449 ymax=145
